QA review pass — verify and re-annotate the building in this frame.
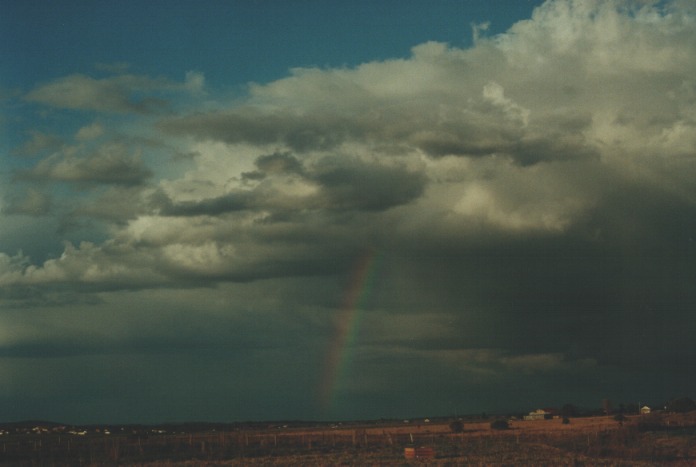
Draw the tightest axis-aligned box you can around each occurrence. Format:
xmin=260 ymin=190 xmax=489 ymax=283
xmin=640 ymin=405 xmax=651 ymax=415
xmin=524 ymin=409 xmax=555 ymax=421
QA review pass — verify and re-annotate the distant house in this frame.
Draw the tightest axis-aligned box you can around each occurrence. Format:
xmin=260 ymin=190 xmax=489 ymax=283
xmin=640 ymin=405 xmax=651 ymax=415
xmin=524 ymin=409 xmax=555 ymax=421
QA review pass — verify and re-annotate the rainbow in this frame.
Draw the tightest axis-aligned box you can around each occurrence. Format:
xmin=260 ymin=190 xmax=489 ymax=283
xmin=319 ymin=248 xmax=381 ymax=414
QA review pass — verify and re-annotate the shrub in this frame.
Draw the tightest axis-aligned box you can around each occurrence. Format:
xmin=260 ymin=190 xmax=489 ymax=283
xmin=449 ymin=420 xmax=464 ymax=433
xmin=562 ymin=417 xmax=570 ymax=425
xmin=490 ymin=419 xmax=509 ymax=430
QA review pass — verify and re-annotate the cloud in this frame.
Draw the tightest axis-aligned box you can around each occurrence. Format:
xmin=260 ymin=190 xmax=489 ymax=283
xmin=161 ymin=151 xmax=425 ymax=216
xmin=311 ymin=156 xmax=426 ymax=211
xmin=158 ymin=191 xmax=253 ymax=217
xmin=75 ymin=122 xmax=105 ymax=142
xmin=17 ymin=142 xmax=152 ymax=186
xmin=25 ymin=74 xmax=168 ymax=114
xmin=7 ymin=0 xmax=696 ymax=291
xmin=67 ymin=186 xmax=154 ymax=225
xmin=246 ymin=151 xmax=304 ymax=177
xmin=0 ymin=241 xmax=167 ymax=289
xmin=25 ymin=71 xmax=206 ymax=114
xmin=2 ymin=0 xmax=696 ymax=420
xmin=2 ymin=189 xmax=52 ymax=217
xmin=184 ymin=71 xmax=205 ymax=94
xmin=0 ymin=251 xmax=30 ymax=277
xmin=159 ymin=110 xmax=363 ymax=153
xmin=156 ymin=44 xmax=604 ymax=166
xmin=11 ymin=131 xmax=64 ymax=157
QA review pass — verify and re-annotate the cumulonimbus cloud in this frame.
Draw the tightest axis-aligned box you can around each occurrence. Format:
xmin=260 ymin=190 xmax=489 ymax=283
xmin=4 ymin=0 xmax=696 ymax=292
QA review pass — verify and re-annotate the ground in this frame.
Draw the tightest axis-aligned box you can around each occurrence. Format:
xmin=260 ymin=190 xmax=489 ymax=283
xmin=1 ymin=412 xmax=695 ymax=465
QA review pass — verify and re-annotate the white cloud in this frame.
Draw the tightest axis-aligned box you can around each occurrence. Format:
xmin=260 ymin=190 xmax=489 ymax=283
xmin=11 ymin=131 xmax=63 ymax=157
xmin=20 ymin=142 xmax=152 ymax=186
xmin=184 ymin=71 xmax=205 ymax=94
xmin=0 ymin=251 xmax=30 ymax=278
xmin=26 ymin=71 xmax=207 ymax=114
xmin=75 ymin=122 xmax=104 ymax=142
xmin=26 ymin=74 xmax=165 ymax=113
xmin=482 ymin=81 xmax=530 ymax=126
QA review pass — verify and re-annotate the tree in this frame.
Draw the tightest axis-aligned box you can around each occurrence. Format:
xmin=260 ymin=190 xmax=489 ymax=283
xmin=667 ymin=397 xmax=696 ymax=413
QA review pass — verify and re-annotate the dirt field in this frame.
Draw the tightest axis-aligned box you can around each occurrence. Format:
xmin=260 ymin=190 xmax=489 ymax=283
xmin=2 ymin=412 xmax=695 ymax=465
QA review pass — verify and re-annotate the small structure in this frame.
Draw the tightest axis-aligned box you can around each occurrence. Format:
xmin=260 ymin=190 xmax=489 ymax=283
xmin=404 ymin=446 xmax=435 ymax=459
xmin=524 ymin=409 xmax=555 ymax=421
xmin=640 ymin=405 xmax=651 ymax=415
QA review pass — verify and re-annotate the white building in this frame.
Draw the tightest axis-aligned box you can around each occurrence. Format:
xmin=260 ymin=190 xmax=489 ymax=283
xmin=524 ymin=409 xmax=552 ymax=421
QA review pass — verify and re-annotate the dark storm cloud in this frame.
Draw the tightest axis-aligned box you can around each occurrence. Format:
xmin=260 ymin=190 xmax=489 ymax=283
xmin=443 ymin=204 xmax=694 ymax=364
xmin=253 ymin=151 xmax=304 ymax=175
xmin=159 ymin=191 xmax=252 ymax=216
xmin=311 ymin=157 xmax=427 ymax=211
xmin=411 ymin=130 xmax=597 ymax=164
xmin=0 ymin=285 xmax=104 ymax=309
xmin=241 ymin=151 xmax=304 ymax=181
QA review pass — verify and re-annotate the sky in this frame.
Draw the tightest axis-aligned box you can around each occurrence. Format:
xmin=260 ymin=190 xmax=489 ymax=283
xmin=1 ymin=0 xmax=695 ymax=424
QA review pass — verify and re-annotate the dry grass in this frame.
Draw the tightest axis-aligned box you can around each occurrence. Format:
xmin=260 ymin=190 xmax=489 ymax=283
xmin=2 ymin=413 xmax=695 ymax=466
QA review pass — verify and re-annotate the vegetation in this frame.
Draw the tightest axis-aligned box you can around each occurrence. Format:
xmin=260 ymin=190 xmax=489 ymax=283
xmin=448 ymin=420 xmax=464 ymax=433
xmin=2 ymin=410 xmax=695 ymax=465
xmin=490 ymin=419 xmax=509 ymax=430
xmin=667 ymin=397 xmax=696 ymax=413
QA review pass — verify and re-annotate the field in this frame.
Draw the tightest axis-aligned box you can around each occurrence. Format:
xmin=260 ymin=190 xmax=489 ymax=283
xmin=1 ymin=412 xmax=695 ymax=465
